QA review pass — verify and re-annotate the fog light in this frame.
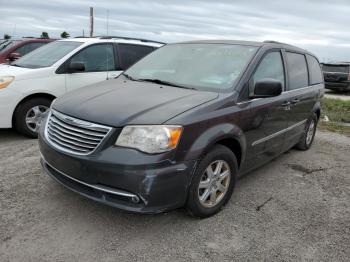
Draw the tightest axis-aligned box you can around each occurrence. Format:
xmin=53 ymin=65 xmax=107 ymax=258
xmin=131 ymin=196 xmax=140 ymax=203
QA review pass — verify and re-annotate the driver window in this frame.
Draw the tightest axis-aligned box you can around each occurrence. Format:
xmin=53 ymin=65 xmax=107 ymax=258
xmin=70 ymin=44 xmax=115 ymax=72
xmin=252 ymin=51 xmax=285 ymax=89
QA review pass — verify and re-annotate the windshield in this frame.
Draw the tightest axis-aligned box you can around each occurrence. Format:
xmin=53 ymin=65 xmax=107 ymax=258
xmin=0 ymin=40 xmax=20 ymax=52
xmin=12 ymin=41 xmax=82 ymax=68
xmin=322 ymin=64 xmax=349 ymax=73
xmin=125 ymin=43 xmax=258 ymax=91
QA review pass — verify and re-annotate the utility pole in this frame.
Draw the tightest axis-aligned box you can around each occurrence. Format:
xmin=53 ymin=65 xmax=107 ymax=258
xmin=90 ymin=7 xmax=94 ymax=37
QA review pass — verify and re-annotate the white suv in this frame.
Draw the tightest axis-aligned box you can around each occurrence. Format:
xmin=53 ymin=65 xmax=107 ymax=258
xmin=0 ymin=36 xmax=163 ymax=137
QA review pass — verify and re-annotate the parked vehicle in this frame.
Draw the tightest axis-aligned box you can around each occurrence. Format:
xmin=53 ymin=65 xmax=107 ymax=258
xmin=321 ymin=62 xmax=350 ymax=92
xmin=0 ymin=38 xmax=54 ymax=63
xmin=39 ymin=40 xmax=324 ymax=218
xmin=0 ymin=36 xmax=163 ymax=137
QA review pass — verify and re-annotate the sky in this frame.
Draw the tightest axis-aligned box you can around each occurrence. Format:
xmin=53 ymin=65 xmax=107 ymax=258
xmin=1 ymin=0 xmax=350 ymax=62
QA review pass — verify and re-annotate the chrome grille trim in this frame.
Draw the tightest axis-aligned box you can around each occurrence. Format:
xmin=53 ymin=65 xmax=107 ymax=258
xmin=45 ymin=109 xmax=112 ymax=155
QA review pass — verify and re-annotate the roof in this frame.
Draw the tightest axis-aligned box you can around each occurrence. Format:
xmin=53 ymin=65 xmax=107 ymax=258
xmin=60 ymin=36 xmax=164 ymax=47
xmin=174 ymin=39 xmax=315 ymax=57
xmin=321 ymin=62 xmax=350 ymax=66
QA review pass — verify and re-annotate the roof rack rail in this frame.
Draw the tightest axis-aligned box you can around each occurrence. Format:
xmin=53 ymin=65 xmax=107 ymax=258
xmin=263 ymin=40 xmax=283 ymax=44
xmin=98 ymin=35 xmax=165 ymax=44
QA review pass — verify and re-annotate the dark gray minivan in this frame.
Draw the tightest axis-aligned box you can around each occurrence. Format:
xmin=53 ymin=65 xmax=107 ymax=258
xmin=39 ymin=40 xmax=324 ymax=217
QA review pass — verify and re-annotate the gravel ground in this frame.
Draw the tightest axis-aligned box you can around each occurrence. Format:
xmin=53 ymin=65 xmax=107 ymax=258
xmin=0 ymin=129 xmax=349 ymax=262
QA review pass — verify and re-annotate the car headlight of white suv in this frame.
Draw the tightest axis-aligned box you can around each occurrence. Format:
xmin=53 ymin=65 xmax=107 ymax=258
xmin=0 ymin=76 xmax=15 ymax=89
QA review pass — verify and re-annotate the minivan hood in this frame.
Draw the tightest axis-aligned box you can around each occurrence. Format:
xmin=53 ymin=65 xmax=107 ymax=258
xmin=0 ymin=64 xmax=50 ymax=80
xmin=53 ymin=78 xmax=219 ymax=127
xmin=0 ymin=64 xmax=30 ymax=75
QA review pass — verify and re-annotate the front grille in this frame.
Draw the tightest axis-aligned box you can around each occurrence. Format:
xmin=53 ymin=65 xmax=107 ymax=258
xmin=45 ymin=110 xmax=112 ymax=155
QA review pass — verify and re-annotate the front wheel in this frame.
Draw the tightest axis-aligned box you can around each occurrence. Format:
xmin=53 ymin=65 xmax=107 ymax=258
xmin=14 ymin=97 xmax=52 ymax=138
xmin=186 ymin=145 xmax=238 ymax=218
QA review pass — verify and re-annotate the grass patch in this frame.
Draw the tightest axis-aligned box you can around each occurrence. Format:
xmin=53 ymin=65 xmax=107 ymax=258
xmin=321 ymin=98 xmax=350 ymax=122
xmin=320 ymin=98 xmax=350 ymax=136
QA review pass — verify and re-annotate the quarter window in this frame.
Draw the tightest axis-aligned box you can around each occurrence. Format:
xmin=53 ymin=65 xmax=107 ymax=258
xmin=253 ymin=51 xmax=285 ymax=88
xmin=70 ymin=44 xmax=115 ymax=72
xmin=118 ymin=44 xmax=154 ymax=70
xmin=286 ymin=52 xmax=309 ymax=90
xmin=306 ymin=55 xmax=323 ymax=85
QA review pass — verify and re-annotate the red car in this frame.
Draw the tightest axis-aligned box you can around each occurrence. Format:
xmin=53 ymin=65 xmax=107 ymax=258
xmin=0 ymin=38 xmax=54 ymax=63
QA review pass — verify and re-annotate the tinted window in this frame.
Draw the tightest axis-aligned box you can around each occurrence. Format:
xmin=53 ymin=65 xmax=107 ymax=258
xmin=321 ymin=64 xmax=349 ymax=73
xmin=14 ymin=42 xmax=47 ymax=56
xmin=0 ymin=40 xmax=20 ymax=52
xmin=13 ymin=41 xmax=82 ymax=68
xmin=253 ymin=51 xmax=285 ymax=89
xmin=118 ymin=44 xmax=154 ymax=69
xmin=307 ymin=55 xmax=323 ymax=85
xmin=70 ymin=44 xmax=115 ymax=72
xmin=286 ymin=52 xmax=308 ymax=90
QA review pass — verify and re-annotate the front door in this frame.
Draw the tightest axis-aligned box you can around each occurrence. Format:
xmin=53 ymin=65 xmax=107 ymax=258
xmin=65 ymin=43 xmax=122 ymax=91
xmin=241 ymin=50 xmax=290 ymax=172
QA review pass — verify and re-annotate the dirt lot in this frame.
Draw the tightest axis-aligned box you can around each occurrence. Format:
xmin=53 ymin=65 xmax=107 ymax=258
xmin=0 ymin=129 xmax=349 ymax=262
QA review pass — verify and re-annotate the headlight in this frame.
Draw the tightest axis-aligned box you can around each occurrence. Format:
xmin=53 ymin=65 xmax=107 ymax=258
xmin=0 ymin=76 xmax=15 ymax=89
xmin=115 ymin=125 xmax=183 ymax=154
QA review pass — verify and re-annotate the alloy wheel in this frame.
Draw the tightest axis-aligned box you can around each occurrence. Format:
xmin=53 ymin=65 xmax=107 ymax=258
xmin=306 ymin=119 xmax=315 ymax=146
xmin=25 ymin=105 xmax=49 ymax=133
xmin=198 ymin=160 xmax=231 ymax=208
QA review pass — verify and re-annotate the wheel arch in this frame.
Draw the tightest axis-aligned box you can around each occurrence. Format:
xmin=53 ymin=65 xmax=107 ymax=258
xmin=185 ymin=123 xmax=246 ymax=169
xmin=12 ymin=93 xmax=56 ymax=126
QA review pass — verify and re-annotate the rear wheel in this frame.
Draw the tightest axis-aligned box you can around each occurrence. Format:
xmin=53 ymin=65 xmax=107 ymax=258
xmin=14 ymin=97 xmax=52 ymax=138
xmin=186 ymin=145 xmax=237 ymax=218
xmin=295 ymin=113 xmax=318 ymax=150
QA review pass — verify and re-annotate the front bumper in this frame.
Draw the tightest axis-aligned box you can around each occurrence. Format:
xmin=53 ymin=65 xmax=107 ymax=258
xmin=38 ymin=131 xmax=197 ymax=214
xmin=0 ymin=87 xmax=21 ymax=128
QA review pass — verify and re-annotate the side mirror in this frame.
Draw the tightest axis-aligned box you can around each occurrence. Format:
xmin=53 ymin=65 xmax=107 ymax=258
xmin=251 ymin=78 xmax=282 ymax=98
xmin=9 ymin=52 xmax=22 ymax=61
xmin=68 ymin=61 xmax=85 ymax=73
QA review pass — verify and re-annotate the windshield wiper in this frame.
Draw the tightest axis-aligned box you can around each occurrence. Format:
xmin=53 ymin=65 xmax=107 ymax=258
xmin=122 ymin=73 xmax=136 ymax=81
xmin=136 ymin=78 xmax=196 ymax=90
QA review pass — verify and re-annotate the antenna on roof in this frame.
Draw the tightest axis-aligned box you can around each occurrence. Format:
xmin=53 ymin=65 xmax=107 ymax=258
xmin=89 ymin=7 xmax=94 ymax=37
xmin=106 ymin=10 xmax=109 ymax=36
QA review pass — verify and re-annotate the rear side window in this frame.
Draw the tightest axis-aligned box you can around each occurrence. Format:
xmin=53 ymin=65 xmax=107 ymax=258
xmin=118 ymin=44 xmax=154 ymax=70
xmin=286 ymin=52 xmax=308 ymax=90
xmin=306 ymin=55 xmax=323 ymax=85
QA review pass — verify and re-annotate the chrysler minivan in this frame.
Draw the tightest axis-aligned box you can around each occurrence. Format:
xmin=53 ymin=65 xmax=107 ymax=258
xmin=39 ymin=40 xmax=324 ymax=217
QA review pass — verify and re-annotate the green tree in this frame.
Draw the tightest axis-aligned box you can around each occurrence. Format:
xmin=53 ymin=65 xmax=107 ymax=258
xmin=60 ymin=31 xmax=70 ymax=38
xmin=4 ymin=34 xmax=11 ymax=40
xmin=41 ymin=32 xmax=49 ymax=39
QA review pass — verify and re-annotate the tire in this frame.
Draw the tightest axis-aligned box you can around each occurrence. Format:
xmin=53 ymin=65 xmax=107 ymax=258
xmin=14 ymin=97 xmax=52 ymax=138
xmin=186 ymin=145 xmax=238 ymax=218
xmin=295 ymin=113 xmax=318 ymax=151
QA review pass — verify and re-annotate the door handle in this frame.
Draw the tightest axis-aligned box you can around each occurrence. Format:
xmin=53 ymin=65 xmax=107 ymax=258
xmin=281 ymin=101 xmax=291 ymax=107
xmin=281 ymin=101 xmax=291 ymax=110
xmin=291 ymin=98 xmax=300 ymax=104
